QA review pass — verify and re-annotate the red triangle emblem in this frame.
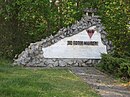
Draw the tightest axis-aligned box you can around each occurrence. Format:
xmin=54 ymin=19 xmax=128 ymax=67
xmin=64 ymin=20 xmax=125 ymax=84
xmin=87 ymin=30 xmax=95 ymax=38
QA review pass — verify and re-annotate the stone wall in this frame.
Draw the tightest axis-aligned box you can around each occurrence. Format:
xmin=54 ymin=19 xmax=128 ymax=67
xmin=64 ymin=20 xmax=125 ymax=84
xmin=14 ymin=14 xmax=112 ymax=67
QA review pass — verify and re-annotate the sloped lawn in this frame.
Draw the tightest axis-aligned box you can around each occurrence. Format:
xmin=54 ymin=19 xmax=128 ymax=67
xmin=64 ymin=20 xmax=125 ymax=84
xmin=0 ymin=59 xmax=100 ymax=97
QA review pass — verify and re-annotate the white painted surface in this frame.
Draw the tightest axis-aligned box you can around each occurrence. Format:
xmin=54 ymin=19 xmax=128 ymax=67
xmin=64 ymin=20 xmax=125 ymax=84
xmin=42 ymin=26 xmax=107 ymax=59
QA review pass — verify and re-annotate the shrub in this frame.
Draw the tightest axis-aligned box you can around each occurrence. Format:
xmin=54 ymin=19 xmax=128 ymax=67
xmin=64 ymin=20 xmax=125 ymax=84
xmin=98 ymin=54 xmax=130 ymax=79
xmin=118 ymin=62 xmax=130 ymax=78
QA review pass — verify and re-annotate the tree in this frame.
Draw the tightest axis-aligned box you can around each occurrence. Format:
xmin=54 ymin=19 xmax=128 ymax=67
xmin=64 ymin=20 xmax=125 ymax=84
xmin=97 ymin=0 xmax=130 ymax=57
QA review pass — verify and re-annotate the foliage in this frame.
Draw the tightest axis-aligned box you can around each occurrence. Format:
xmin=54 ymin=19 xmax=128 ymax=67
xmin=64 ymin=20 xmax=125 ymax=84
xmin=119 ymin=62 xmax=130 ymax=78
xmin=97 ymin=0 xmax=130 ymax=57
xmin=98 ymin=54 xmax=130 ymax=79
xmin=0 ymin=60 xmax=100 ymax=97
xmin=0 ymin=0 xmax=85 ymax=58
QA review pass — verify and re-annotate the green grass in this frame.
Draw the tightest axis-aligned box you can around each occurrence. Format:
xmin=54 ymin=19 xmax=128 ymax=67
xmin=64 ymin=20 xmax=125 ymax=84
xmin=0 ymin=59 xmax=100 ymax=97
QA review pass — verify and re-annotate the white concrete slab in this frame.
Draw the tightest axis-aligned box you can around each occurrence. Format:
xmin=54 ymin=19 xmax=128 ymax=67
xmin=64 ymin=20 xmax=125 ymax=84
xmin=42 ymin=26 xmax=107 ymax=59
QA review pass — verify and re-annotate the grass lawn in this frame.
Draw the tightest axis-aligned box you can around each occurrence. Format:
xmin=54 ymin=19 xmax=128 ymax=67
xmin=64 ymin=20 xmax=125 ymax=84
xmin=0 ymin=59 xmax=100 ymax=97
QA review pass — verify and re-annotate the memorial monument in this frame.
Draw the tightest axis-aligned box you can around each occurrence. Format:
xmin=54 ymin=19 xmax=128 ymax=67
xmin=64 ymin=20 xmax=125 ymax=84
xmin=14 ymin=8 xmax=111 ymax=67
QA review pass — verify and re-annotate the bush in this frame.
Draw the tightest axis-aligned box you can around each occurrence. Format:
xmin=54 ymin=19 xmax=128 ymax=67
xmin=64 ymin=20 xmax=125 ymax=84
xmin=98 ymin=54 xmax=130 ymax=79
xmin=118 ymin=62 xmax=130 ymax=78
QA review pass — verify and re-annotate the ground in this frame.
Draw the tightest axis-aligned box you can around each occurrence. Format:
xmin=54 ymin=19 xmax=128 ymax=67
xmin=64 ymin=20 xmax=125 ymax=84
xmin=70 ymin=67 xmax=130 ymax=97
xmin=0 ymin=60 xmax=130 ymax=97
